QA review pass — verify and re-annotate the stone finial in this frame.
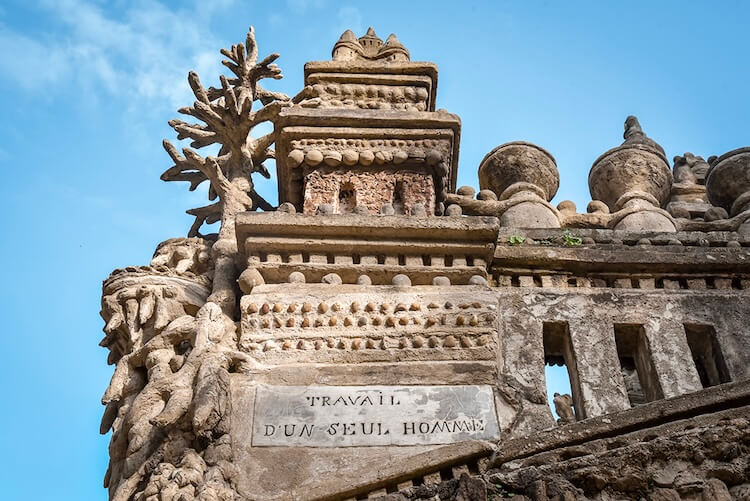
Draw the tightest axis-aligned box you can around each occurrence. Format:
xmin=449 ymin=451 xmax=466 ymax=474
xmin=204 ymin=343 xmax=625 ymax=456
xmin=589 ymin=116 xmax=674 ymax=231
xmin=477 ymin=141 xmax=561 ymax=228
xmin=478 ymin=142 xmax=559 ymax=202
xmin=622 ymin=115 xmax=666 ymax=158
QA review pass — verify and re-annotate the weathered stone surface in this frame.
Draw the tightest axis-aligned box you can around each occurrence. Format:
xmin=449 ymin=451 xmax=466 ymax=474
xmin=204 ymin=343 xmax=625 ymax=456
xmin=478 ymin=141 xmax=559 ymax=201
xmin=706 ymin=147 xmax=750 ymax=215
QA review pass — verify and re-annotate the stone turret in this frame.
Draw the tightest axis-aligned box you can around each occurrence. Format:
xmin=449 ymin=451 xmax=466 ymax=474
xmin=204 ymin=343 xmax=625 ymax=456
xmin=332 ymin=27 xmax=410 ymax=62
xmin=276 ymin=28 xmax=459 ymax=215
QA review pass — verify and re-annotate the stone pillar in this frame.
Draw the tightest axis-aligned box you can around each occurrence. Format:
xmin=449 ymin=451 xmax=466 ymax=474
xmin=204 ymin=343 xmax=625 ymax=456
xmin=567 ymin=319 xmax=631 ymax=417
xmin=496 ymin=306 xmax=556 ymax=434
xmin=643 ymin=319 xmax=702 ymax=398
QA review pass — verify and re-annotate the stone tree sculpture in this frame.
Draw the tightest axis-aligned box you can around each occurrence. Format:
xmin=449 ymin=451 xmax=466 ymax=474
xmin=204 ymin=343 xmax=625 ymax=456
xmin=100 ymin=27 xmax=288 ymax=500
xmin=161 ymin=25 xmax=290 ymax=315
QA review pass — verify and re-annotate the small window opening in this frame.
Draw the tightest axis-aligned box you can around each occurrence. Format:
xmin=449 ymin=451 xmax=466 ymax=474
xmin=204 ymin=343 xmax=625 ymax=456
xmin=543 ymin=322 xmax=585 ymax=422
xmin=614 ymin=324 xmax=663 ymax=407
xmin=392 ymin=181 xmax=406 ymax=214
xmin=337 ymin=183 xmax=357 ymax=214
xmin=684 ymin=324 xmax=730 ymax=388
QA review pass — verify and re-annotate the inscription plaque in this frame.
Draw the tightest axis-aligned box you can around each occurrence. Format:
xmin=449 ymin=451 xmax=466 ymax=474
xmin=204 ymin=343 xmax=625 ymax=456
xmin=251 ymin=385 xmax=500 ymax=447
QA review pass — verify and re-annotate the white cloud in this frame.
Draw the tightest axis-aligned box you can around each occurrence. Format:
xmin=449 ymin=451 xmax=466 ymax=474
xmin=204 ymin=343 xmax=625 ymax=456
xmin=0 ymin=0 xmax=236 ymax=110
xmin=334 ymin=6 xmax=364 ymax=38
xmin=0 ymin=27 xmax=71 ymax=92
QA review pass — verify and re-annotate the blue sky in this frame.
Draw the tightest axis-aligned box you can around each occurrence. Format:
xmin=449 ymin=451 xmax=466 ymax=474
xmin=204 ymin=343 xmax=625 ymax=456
xmin=0 ymin=1 xmax=748 ymax=498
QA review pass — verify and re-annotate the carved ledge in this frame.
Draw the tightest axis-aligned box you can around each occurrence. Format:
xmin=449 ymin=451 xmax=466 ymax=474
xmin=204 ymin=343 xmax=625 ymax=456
xmin=235 ymin=212 xmax=499 ymax=285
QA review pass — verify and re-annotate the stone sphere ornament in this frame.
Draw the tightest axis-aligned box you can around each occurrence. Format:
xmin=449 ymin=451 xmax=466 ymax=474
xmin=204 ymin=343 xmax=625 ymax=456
xmin=478 ymin=141 xmax=559 ymax=201
xmin=705 ymin=147 xmax=750 ymax=215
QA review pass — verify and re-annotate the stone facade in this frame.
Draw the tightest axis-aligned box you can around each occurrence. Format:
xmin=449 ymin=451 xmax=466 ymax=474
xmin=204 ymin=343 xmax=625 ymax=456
xmin=99 ymin=27 xmax=750 ymax=500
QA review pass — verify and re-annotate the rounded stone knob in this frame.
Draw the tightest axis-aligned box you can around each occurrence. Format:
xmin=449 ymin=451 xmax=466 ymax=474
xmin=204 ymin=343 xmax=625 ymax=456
xmin=705 ymin=147 xmax=750 ymax=215
xmin=478 ymin=141 xmax=559 ymax=201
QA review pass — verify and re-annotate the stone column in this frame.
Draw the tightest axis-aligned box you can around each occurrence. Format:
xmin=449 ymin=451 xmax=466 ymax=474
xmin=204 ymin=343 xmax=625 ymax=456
xmin=567 ymin=319 xmax=631 ymax=417
xmin=643 ymin=319 xmax=702 ymax=398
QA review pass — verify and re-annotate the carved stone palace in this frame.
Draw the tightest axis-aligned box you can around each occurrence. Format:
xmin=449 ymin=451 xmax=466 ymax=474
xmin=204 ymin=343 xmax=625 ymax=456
xmin=99 ymin=27 xmax=750 ymax=500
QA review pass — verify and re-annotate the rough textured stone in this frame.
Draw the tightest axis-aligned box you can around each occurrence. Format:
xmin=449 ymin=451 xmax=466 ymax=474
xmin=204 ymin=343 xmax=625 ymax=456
xmin=478 ymin=142 xmax=559 ymax=201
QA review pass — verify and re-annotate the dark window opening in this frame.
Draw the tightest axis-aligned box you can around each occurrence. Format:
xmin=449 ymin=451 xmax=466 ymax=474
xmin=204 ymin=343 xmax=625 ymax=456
xmin=543 ymin=322 xmax=585 ymax=421
xmin=684 ymin=324 xmax=730 ymax=388
xmin=337 ymin=183 xmax=357 ymax=214
xmin=392 ymin=181 xmax=406 ymax=214
xmin=614 ymin=324 xmax=663 ymax=407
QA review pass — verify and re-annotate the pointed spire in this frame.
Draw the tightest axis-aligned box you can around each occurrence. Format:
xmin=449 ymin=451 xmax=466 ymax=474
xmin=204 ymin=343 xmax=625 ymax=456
xmin=621 ymin=115 xmax=665 ymax=158
xmin=358 ymin=27 xmax=383 ymax=56
xmin=623 ymin=115 xmax=644 ymax=140
xmin=380 ymin=33 xmax=410 ymax=61
xmin=339 ymin=29 xmax=356 ymax=42
xmin=384 ymin=33 xmax=400 ymax=45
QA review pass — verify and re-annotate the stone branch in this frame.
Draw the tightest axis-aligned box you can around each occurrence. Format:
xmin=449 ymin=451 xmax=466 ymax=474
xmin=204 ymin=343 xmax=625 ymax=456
xmin=161 ymin=26 xmax=290 ymax=241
